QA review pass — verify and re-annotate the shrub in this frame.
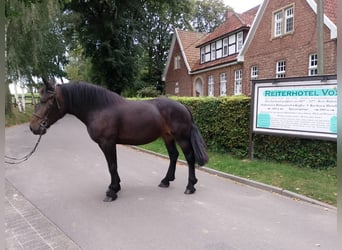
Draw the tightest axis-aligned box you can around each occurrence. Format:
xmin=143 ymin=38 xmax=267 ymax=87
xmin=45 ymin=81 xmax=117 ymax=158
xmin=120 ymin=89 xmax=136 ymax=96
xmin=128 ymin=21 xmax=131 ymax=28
xmin=137 ymin=86 xmax=161 ymax=97
xmin=173 ymin=96 xmax=336 ymax=169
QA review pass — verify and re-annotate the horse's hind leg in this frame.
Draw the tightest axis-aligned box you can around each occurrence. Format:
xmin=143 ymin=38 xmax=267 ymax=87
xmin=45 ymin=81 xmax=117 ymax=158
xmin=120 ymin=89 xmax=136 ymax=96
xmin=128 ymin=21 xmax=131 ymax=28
xmin=178 ymin=140 xmax=197 ymax=194
xmin=159 ymin=138 xmax=179 ymax=188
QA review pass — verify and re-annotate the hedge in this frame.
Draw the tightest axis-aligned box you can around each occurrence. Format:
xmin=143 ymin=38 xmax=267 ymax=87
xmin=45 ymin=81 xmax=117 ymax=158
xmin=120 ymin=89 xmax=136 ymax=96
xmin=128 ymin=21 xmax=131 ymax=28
xmin=172 ymin=96 xmax=336 ymax=169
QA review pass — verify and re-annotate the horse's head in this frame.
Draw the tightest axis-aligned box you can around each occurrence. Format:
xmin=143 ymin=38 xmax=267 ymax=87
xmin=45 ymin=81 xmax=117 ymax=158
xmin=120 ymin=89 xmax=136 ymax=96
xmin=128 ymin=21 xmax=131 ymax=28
xmin=29 ymin=78 xmax=65 ymax=135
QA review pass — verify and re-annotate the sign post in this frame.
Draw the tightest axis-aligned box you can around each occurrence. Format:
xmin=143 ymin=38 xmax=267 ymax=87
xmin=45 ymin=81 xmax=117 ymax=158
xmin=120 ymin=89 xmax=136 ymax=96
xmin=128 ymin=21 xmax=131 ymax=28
xmin=250 ymin=75 xmax=337 ymax=159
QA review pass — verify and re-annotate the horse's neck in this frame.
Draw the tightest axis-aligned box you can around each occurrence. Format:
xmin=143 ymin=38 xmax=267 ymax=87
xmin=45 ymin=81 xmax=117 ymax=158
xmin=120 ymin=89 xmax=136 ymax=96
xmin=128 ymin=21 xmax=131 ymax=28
xmin=63 ymin=90 xmax=93 ymax=125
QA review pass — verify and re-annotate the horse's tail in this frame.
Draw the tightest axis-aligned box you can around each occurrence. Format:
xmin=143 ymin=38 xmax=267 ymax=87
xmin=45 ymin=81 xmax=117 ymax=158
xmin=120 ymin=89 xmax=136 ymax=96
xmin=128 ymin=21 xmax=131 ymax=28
xmin=190 ymin=122 xmax=209 ymax=166
xmin=183 ymin=105 xmax=208 ymax=166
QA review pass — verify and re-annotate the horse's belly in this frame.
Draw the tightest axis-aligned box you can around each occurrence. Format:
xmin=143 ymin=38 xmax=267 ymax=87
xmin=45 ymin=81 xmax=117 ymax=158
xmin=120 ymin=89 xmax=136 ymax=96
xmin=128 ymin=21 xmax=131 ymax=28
xmin=117 ymin=127 xmax=161 ymax=145
xmin=117 ymin=119 xmax=163 ymax=145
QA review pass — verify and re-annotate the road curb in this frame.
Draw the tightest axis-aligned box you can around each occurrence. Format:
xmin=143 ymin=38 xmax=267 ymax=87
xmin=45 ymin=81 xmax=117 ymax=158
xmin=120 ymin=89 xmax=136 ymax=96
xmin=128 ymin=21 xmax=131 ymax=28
xmin=131 ymin=146 xmax=336 ymax=210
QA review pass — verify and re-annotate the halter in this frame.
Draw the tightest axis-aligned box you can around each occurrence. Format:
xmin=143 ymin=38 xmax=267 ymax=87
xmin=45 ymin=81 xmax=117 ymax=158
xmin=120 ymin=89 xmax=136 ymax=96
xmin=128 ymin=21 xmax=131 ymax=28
xmin=33 ymin=86 xmax=62 ymax=131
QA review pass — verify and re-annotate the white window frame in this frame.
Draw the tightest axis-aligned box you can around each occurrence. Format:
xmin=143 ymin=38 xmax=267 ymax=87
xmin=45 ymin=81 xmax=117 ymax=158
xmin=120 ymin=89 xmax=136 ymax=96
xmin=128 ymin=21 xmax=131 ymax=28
xmin=200 ymin=47 xmax=205 ymax=63
xmin=251 ymin=65 xmax=258 ymax=79
xmin=175 ymin=82 xmax=179 ymax=94
xmin=211 ymin=43 xmax=216 ymax=60
xmin=174 ymin=55 xmax=181 ymax=69
xmin=273 ymin=5 xmax=294 ymax=38
xmin=219 ymin=73 xmax=227 ymax=96
xmin=285 ymin=7 xmax=294 ymax=33
xmin=237 ymin=32 xmax=243 ymax=52
xmin=234 ymin=70 xmax=242 ymax=95
xmin=200 ymin=32 xmax=244 ymax=63
xmin=276 ymin=60 xmax=286 ymax=78
xmin=308 ymin=53 xmax=318 ymax=76
xmin=228 ymin=34 xmax=236 ymax=55
xmin=274 ymin=11 xmax=283 ymax=37
xmin=208 ymin=75 xmax=214 ymax=96
xmin=205 ymin=45 xmax=211 ymax=62
xmin=223 ymin=38 xmax=228 ymax=57
xmin=216 ymin=40 xmax=222 ymax=59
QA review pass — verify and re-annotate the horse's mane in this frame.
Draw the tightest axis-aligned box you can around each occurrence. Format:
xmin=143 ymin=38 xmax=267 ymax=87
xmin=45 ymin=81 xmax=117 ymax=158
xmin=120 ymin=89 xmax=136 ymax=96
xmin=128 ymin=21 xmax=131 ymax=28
xmin=61 ymin=81 xmax=124 ymax=110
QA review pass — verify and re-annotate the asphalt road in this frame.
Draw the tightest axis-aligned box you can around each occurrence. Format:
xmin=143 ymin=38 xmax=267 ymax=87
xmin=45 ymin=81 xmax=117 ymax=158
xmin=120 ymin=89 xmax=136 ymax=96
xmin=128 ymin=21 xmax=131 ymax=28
xmin=5 ymin=115 xmax=338 ymax=250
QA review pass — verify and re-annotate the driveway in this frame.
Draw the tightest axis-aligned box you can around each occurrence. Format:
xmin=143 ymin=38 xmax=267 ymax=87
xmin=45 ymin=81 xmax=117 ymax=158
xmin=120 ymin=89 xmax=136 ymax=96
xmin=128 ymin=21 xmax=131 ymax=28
xmin=5 ymin=115 xmax=338 ymax=250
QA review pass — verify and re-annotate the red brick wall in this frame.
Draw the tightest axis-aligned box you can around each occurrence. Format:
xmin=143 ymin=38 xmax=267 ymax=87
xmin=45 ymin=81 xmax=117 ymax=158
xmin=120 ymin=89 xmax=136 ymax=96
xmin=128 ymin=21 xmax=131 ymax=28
xmin=164 ymin=40 xmax=192 ymax=96
xmin=191 ymin=64 xmax=243 ymax=96
xmin=243 ymin=0 xmax=337 ymax=95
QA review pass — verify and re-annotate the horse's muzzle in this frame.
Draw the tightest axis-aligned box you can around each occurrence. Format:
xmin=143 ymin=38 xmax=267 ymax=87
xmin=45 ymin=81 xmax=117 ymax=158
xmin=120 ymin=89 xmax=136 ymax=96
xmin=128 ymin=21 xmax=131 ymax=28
xmin=30 ymin=124 xmax=47 ymax=135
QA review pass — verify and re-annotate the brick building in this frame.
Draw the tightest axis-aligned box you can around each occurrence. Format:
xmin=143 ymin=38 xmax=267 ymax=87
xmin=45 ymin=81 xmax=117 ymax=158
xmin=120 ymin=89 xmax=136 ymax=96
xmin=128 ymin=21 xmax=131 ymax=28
xmin=162 ymin=0 xmax=337 ymax=97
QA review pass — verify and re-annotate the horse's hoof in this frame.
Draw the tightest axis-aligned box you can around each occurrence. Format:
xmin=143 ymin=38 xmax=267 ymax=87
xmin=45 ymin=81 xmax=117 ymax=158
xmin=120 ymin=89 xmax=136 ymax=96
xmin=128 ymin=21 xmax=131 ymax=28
xmin=158 ymin=182 xmax=169 ymax=188
xmin=184 ymin=187 xmax=196 ymax=194
xmin=103 ymin=194 xmax=117 ymax=202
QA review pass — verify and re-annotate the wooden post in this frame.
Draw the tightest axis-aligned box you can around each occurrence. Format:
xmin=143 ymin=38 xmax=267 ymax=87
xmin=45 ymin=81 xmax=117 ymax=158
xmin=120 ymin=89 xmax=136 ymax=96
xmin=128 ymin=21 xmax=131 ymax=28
xmin=316 ymin=0 xmax=324 ymax=75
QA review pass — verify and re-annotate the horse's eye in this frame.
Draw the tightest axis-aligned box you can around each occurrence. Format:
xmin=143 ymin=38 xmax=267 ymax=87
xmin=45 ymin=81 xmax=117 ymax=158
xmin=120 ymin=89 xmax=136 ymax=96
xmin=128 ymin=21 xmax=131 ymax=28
xmin=34 ymin=104 xmax=41 ymax=112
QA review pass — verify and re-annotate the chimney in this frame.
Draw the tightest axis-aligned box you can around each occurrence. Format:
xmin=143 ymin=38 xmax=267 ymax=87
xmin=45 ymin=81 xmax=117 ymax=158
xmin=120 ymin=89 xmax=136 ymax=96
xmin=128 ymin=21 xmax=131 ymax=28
xmin=225 ymin=7 xmax=235 ymax=21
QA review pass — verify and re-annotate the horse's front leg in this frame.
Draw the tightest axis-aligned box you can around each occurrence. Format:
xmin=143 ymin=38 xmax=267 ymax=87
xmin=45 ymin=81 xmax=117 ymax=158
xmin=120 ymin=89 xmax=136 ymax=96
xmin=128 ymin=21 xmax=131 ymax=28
xmin=99 ymin=143 xmax=121 ymax=202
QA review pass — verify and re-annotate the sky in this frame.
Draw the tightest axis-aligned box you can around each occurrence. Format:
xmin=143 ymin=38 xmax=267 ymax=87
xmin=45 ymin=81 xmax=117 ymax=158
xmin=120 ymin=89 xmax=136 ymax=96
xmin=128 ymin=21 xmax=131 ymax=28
xmin=223 ymin=0 xmax=263 ymax=13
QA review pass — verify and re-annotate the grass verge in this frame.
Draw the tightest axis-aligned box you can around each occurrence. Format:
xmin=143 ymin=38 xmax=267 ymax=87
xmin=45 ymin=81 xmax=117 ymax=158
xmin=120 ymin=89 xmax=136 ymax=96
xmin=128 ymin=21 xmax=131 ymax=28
xmin=139 ymin=139 xmax=337 ymax=206
xmin=6 ymin=105 xmax=34 ymax=127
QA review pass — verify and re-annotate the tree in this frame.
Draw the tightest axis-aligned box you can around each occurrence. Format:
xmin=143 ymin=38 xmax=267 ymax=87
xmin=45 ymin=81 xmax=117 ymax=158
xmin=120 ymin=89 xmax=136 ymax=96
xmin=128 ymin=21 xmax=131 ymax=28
xmin=6 ymin=0 xmax=67 ymax=80
xmin=63 ymin=0 xmax=228 ymax=94
xmin=5 ymin=0 xmax=68 ymax=113
xmin=190 ymin=0 xmax=227 ymax=33
xmin=64 ymin=0 xmax=144 ymax=93
xmin=138 ymin=0 xmax=193 ymax=93
xmin=65 ymin=43 xmax=93 ymax=82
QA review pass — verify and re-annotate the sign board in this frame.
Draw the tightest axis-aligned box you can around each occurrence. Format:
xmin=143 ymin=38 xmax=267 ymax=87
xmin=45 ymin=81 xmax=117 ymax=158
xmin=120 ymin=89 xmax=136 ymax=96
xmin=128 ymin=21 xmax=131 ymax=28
xmin=252 ymin=76 xmax=337 ymax=140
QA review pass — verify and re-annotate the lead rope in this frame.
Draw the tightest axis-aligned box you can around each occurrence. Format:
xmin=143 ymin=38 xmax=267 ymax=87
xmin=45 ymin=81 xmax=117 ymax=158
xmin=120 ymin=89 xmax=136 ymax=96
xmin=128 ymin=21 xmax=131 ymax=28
xmin=5 ymin=133 xmax=43 ymax=165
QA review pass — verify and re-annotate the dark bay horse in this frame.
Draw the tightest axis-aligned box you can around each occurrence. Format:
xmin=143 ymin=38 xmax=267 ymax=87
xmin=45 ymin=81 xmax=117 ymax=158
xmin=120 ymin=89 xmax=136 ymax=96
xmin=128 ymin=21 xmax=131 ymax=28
xmin=30 ymin=79 xmax=208 ymax=201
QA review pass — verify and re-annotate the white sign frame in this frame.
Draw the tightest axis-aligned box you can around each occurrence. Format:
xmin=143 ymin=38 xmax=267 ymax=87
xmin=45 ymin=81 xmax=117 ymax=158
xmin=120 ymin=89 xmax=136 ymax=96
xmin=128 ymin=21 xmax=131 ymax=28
xmin=251 ymin=76 xmax=337 ymax=140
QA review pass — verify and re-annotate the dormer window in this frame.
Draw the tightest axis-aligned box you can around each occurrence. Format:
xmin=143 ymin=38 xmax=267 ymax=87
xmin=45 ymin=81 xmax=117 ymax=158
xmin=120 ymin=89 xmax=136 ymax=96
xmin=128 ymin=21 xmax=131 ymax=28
xmin=199 ymin=31 xmax=244 ymax=64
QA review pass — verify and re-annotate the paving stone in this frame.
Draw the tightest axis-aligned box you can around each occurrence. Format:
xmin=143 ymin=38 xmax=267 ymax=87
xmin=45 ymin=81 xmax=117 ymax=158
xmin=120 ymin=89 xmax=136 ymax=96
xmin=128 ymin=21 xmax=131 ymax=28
xmin=5 ymin=180 xmax=81 ymax=250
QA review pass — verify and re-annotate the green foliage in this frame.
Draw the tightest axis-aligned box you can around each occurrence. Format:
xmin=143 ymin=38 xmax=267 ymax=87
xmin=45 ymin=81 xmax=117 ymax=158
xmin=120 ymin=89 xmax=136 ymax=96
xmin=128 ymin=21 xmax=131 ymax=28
xmin=173 ymin=96 xmax=336 ymax=169
xmin=6 ymin=0 xmax=67 ymax=80
xmin=174 ymin=96 xmax=250 ymax=157
xmin=65 ymin=43 xmax=93 ymax=82
xmin=190 ymin=0 xmax=228 ymax=32
xmin=253 ymin=135 xmax=336 ymax=169
xmin=137 ymin=86 xmax=161 ymax=98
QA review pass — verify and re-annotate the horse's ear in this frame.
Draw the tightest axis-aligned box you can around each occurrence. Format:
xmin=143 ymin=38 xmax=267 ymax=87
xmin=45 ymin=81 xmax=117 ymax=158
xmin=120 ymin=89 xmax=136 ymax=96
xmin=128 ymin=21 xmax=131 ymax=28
xmin=42 ymin=77 xmax=55 ymax=92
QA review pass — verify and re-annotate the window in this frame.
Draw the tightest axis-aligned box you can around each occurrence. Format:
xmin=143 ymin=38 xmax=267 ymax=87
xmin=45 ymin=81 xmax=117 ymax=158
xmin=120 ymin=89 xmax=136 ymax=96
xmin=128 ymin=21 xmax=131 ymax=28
xmin=285 ymin=7 xmax=294 ymax=33
xmin=274 ymin=11 xmax=283 ymax=37
xmin=228 ymin=34 xmax=236 ymax=55
xmin=208 ymin=75 xmax=214 ymax=96
xmin=200 ymin=48 xmax=205 ymax=63
xmin=276 ymin=60 xmax=286 ymax=78
xmin=175 ymin=82 xmax=179 ymax=94
xmin=251 ymin=66 xmax=258 ymax=79
xmin=174 ymin=55 xmax=181 ymax=69
xmin=234 ymin=70 xmax=242 ymax=95
xmin=237 ymin=32 xmax=243 ymax=52
xmin=205 ymin=45 xmax=211 ymax=62
xmin=308 ymin=54 xmax=318 ymax=76
xmin=200 ymin=32 xmax=244 ymax=63
xmin=220 ymin=73 xmax=227 ymax=96
xmin=211 ymin=43 xmax=216 ymax=60
xmin=223 ymin=38 xmax=228 ymax=56
xmin=273 ymin=6 xmax=294 ymax=37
